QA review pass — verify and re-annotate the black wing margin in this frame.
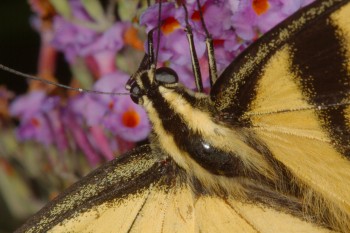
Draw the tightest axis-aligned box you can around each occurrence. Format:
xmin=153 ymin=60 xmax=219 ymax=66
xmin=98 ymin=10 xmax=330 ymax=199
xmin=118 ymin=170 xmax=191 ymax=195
xmin=211 ymin=0 xmax=350 ymax=156
xmin=15 ymin=145 xmax=169 ymax=233
xmin=211 ymin=0 xmax=350 ymax=124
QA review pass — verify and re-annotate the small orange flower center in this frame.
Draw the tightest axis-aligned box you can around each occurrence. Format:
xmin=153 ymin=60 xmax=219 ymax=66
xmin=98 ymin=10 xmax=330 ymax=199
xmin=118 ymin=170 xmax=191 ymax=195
xmin=252 ymin=0 xmax=269 ymax=15
xmin=191 ymin=6 xmax=206 ymax=21
xmin=161 ymin=17 xmax=181 ymax=35
xmin=31 ymin=117 xmax=40 ymax=127
xmin=108 ymin=101 xmax=114 ymax=110
xmin=124 ymin=27 xmax=144 ymax=51
xmin=122 ymin=109 xmax=140 ymax=128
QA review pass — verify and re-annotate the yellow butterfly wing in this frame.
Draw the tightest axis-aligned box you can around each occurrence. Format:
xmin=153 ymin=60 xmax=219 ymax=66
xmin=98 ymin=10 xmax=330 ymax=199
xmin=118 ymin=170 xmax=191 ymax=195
xmin=16 ymin=145 xmax=333 ymax=233
xmin=212 ymin=0 xmax=350 ymax=231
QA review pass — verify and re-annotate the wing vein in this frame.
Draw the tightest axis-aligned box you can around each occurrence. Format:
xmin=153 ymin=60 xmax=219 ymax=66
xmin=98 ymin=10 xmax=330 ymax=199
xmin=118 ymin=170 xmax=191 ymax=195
xmin=224 ymin=200 xmax=261 ymax=233
xmin=126 ymin=188 xmax=152 ymax=233
xmin=249 ymin=124 xmax=331 ymax=142
xmin=245 ymin=101 xmax=350 ymax=117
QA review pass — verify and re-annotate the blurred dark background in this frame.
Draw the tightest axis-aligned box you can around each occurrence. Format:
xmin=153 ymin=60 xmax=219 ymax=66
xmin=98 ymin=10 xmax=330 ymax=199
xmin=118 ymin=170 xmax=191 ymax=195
xmin=0 ymin=0 xmax=72 ymax=98
xmin=0 ymin=0 xmax=38 ymax=95
xmin=0 ymin=1 xmax=37 ymax=232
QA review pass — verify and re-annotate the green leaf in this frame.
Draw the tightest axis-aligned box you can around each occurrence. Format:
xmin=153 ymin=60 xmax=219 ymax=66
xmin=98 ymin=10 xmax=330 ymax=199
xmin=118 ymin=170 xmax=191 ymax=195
xmin=49 ymin=0 xmax=72 ymax=19
xmin=81 ymin=0 xmax=106 ymax=23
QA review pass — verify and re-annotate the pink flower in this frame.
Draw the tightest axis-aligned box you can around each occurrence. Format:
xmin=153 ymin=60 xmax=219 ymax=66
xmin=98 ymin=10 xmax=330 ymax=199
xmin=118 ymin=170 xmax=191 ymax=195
xmin=140 ymin=2 xmax=208 ymax=89
xmin=232 ymin=0 xmax=316 ymax=41
xmin=94 ymin=72 xmax=151 ymax=142
xmin=107 ymin=95 xmax=150 ymax=142
xmin=10 ymin=91 xmax=68 ymax=150
xmin=51 ymin=0 xmax=129 ymax=67
xmin=69 ymin=71 xmax=151 ymax=142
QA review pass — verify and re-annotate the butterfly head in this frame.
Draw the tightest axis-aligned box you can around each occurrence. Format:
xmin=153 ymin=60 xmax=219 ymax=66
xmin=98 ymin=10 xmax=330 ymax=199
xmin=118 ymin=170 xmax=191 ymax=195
xmin=126 ymin=65 xmax=179 ymax=105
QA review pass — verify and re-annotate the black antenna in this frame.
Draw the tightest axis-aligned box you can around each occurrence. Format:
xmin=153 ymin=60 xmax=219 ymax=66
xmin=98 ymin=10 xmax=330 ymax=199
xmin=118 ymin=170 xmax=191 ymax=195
xmin=0 ymin=64 xmax=130 ymax=96
xmin=154 ymin=1 xmax=162 ymax=67
xmin=148 ymin=27 xmax=157 ymax=67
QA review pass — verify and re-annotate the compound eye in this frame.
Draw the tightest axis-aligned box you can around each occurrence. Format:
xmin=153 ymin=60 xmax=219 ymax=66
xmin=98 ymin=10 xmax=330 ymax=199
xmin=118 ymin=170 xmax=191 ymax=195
xmin=130 ymin=84 xmax=144 ymax=105
xmin=131 ymin=84 xmax=141 ymax=96
xmin=155 ymin=67 xmax=178 ymax=86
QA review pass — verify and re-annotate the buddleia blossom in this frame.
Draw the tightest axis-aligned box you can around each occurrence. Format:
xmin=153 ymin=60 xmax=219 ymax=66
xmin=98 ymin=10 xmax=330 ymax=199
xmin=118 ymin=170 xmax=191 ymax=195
xmin=10 ymin=91 xmax=68 ymax=150
xmin=231 ymin=0 xmax=315 ymax=40
xmin=69 ymin=72 xmax=150 ymax=143
xmin=141 ymin=0 xmax=315 ymax=83
xmin=50 ymin=0 xmax=131 ymax=76
xmin=92 ymin=73 xmax=150 ymax=142
xmin=140 ymin=2 xmax=208 ymax=89
xmin=50 ymin=1 xmax=150 ymax=151
xmin=9 ymin=0 xmax=152 ymax=167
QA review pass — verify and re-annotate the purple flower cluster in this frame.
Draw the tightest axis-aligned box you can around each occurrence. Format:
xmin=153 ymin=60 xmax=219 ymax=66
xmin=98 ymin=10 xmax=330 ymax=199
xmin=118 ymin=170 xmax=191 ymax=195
xmin=69 ymin=71 xmax=150 ymax=143
xmin=10 ymin=0 xmax=315 ymax=166
xmin=232 ymin=0 xmax=314 ymax=40
xmin=140 ymin=0 xmax=315 ymax=88
xmin=10 ymin=92 xmax=67 ymax=150
xmin=10 ymin=73 xmax=150 ymax=165
xmin=10 ymin=0 xmax=151 ymax=166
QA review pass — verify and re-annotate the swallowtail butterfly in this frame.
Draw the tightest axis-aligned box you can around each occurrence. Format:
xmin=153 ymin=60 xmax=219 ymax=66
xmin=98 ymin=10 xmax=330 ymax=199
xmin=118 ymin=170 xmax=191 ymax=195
xmin=13 ymin=0 xmax=350 ymax=232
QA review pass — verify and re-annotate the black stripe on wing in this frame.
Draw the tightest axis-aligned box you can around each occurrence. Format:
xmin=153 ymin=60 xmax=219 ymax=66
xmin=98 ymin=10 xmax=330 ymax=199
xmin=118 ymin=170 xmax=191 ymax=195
xmin=210 ymin=0 xmax=348 ymax=124
xmin=290 ymin=12 xmax=350 ymax=157
xmin=15 ymin=145 xmax=170 ymax=233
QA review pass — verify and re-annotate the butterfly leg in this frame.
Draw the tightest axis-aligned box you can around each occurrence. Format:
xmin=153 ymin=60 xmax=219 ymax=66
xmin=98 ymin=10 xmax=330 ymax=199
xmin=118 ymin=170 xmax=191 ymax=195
xmin=195 ymin=0 xmax=218 ymax=86
xmin=182 ymin=3 xmax=204 ymax=92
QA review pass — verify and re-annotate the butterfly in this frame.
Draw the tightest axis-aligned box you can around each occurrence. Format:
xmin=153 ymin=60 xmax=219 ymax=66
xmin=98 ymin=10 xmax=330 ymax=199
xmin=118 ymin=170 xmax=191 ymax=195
xmin=14 ymin=0 xmax=350 ymax=232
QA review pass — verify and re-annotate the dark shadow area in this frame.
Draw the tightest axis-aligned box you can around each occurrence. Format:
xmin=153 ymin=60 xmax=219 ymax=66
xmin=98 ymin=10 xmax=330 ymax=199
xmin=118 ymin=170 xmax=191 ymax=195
xmin=0 ymin=1 xmax=38 ymax=95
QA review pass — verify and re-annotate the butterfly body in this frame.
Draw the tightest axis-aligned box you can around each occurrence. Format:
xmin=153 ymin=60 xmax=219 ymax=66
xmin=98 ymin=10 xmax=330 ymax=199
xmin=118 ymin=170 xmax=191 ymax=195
xmin=16 ymin=0 xmax=350 ymax=232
